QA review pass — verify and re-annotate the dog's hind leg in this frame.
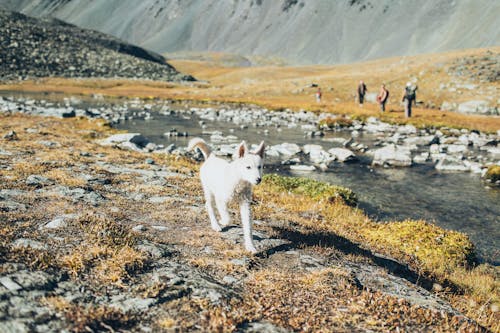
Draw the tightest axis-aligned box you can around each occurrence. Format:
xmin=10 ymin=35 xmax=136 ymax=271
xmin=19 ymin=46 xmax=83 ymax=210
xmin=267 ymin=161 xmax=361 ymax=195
xmin=215 ymin=198 xmax=231 ymax=226
xmin=240 ymin=201 xmax=257 ymax=253
xmin=205 ymin=191 xmax=222 ymax=232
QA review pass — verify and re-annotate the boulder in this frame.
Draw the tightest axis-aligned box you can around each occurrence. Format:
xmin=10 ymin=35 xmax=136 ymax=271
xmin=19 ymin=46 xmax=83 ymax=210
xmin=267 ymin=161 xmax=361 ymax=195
xmin=271 ymin=143 xmax=301 ymax=156
xmin=403 ymin=135 xmax=438 ymax=146
xmin=100 ymin=133 xmax=149 ymax=147
xmin=328 ymin=148 xmax=356 ymax=162
xmin=457 ymin=100 xmax=494 ymax=115
xmin=372 ymin=144 xmax=412 ymax=167
xmin=290 ymin=165 xmax=316 ymax=171
xmin=435 ymin=156 xmax=470 ymax=172
xmin=446 ymin=144 xmax=468 ymax=154
xmin=309 ymin=149 xmax=332 ymax=165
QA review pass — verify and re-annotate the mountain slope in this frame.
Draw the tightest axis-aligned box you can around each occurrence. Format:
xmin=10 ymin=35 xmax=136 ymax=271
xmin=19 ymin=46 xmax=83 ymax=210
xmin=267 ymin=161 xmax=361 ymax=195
xmin=0 ymin=8 xmax=194 ymax=81
xmin=1 ymin=0 xmax=499 ymax=65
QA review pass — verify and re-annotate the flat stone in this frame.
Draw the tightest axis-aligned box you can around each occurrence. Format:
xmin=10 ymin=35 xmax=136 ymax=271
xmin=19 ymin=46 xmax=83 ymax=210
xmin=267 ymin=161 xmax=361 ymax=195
xmin=12 ymin=238 xmax=48 ymax=250
xmin=110 ymin=296 xmax=156 ymax=313
xmin=290 ymin=165 xmax=316 ymax=171
xmin=435 ymin=157 xmax=470 ymax=172
xmin=151 ymin=225 xmax=168 ymax=231
xmin=328 ymin=147 xmax=356 ymax=162
xmin=0 ymin=277 xmax=22 ymax=292
xmin=25 ymin=175 xmax=51 ymax=187
xmin=100 ymin=133 xmax=149 ymax=147
xmin=41 ymin=214 xmax=76 ymax=229
xmin=371 ymin=144 xmax=412 ymax=167
xmin=0 ymin=320 xmax=29 ymax=333
xmin=148 ymin=196 xmax=169 ymax=204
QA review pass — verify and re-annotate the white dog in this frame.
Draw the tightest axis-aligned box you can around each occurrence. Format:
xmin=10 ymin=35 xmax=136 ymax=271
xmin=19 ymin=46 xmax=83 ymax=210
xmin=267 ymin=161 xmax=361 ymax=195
xmin=188 ymin=138 xmax=265 ymax=253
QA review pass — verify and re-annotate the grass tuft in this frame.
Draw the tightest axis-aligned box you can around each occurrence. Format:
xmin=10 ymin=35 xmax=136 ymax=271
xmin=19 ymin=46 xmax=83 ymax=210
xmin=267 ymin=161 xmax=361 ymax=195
xmin=262 ymin=174 xmax=358 ymax=206
xmin=484 ymin=165 xmax=500 ymax=184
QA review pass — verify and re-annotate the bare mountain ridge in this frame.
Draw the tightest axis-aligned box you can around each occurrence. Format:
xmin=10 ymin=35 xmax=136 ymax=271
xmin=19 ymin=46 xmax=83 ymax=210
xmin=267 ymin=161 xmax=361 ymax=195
xmin=1 ymin=0 xmax=499 ymax=65
xmin=0 ymin=8 xmax=194 ymax=81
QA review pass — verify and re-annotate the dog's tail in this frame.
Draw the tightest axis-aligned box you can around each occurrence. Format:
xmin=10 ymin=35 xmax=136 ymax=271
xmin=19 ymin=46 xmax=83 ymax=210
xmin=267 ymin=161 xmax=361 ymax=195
xmin=188 ymin=137 xmax=211 ymax=160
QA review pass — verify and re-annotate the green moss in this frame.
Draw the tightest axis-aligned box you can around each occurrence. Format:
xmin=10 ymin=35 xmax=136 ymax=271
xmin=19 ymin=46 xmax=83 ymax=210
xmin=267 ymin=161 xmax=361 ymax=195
xmin=365 ymin=220 xmax=476 ymax=273
xmin=484 ymin=165 xmax=500 ymax=183
xmin=262 ymin=174 xmax=357 ymax=206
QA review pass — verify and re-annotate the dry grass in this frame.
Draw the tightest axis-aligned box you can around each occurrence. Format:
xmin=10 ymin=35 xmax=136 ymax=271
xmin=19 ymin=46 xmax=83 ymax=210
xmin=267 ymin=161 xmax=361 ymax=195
xmin=244 ymin=268 xmax=481 ymax=332
xmin=255 ymin=174 xmax=499 ymax=331
xmin=2 ymin=47 xmax=499 ymax=132
xmin=43 ymin=296 xmax=137 ymax=332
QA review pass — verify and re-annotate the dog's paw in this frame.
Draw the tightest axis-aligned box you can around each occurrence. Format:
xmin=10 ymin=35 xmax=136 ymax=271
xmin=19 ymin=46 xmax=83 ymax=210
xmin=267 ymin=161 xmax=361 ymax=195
xmin=245 ymin=245 xmax=258 ymax=254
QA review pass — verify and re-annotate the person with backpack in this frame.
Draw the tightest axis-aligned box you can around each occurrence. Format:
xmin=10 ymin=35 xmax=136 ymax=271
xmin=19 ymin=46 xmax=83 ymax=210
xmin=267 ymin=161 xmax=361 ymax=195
xmin=377 ymin=84 xmax=389 ymax=112
xmin=402 ymin=82 xmax=417 ymax=117
xmin=357 ymin=80 xmax=367 ymax=106
xmin=315 ymin=87 xmax=322 ymax=103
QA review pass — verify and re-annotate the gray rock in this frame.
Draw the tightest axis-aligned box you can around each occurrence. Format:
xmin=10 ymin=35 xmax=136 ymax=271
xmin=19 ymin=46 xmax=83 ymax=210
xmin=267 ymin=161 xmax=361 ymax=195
xmin=25 ymin=175 xmax=51 ymax=187
xmin=12 ymin=238 xmax=48 ymax=250
xmin=0 ymin=277 xmax=22 ymax=292
xmin=457 ymin=100 xmax=494 ymax=115
xmin=110 ymin=296 xmax=156 ymax=313
xmin=0 ymin=320 xmax=29 ymax=333
xmin=435 ymin=156 xmax=470 ymax=172
xmin=3 ymin=130 xmax=18 ymax=141
xmin=100 ymin=133 xmax=149 ymax=147
xmin=371 ymin=144 xmax=412 ymax=167
xmin=328 ymin=147 xmax=356 ymax=162
xmin=290 ymin=164 xmax=316 ymax=171
xmin=151 ymin=225 xmax=168 ymax=231
xmin=41 ymin=214 xmax=76 ymax=229
xmin=271 ymin=143 xmax=301 ymax=156
xmin=241 ymin=321 xmax=289 ymax=333
xmin=8 ymin=271 xmax=55 ymax=290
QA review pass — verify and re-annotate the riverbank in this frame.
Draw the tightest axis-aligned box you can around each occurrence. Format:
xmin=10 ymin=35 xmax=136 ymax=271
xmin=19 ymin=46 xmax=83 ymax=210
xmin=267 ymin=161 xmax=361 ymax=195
xmin=1 ymin=111 xmax=498 ymax=331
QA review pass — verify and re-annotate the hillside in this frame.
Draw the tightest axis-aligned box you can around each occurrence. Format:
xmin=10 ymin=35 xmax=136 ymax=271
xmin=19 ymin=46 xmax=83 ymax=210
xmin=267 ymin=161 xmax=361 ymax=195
xmin=0 ymin=9 xmax=194 ymax=82
xmin=1 ymin=0 xmax=499 ymax=65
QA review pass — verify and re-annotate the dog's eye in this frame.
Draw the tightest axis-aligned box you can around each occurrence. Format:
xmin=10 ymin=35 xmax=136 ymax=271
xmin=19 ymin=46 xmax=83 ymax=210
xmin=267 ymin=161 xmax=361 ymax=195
xmin=246 ymin=166 xmax=251 ymax=169
xmin=258 ymin=166 xmax=262 ymax=169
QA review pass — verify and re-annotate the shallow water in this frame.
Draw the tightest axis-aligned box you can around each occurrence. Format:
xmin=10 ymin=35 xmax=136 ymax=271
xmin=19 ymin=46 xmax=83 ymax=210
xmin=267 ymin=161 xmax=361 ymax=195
xmin=115 ymin=110 xmax=500 ymax=265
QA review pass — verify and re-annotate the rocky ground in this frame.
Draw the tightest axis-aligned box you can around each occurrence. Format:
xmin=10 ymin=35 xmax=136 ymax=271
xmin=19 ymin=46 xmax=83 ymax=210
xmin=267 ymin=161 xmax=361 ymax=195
xmin=448 ymin=51 xmax=500 ymax=83
xmin=0 ymin=102 xmax=495 ymax=331
xmin=0 ymin=9 xmax=194 ymax=82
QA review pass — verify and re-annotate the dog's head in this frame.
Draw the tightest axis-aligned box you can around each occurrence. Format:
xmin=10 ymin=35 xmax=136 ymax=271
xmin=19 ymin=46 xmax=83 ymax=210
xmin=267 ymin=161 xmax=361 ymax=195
xmin=235 ymin=141 xmax=265 ymax=185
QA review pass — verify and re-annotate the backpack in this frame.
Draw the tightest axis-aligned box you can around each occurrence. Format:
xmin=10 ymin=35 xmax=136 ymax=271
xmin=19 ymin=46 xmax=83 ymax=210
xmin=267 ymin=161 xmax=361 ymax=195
xmin=405 ymin=86 xmax=416 ymax=100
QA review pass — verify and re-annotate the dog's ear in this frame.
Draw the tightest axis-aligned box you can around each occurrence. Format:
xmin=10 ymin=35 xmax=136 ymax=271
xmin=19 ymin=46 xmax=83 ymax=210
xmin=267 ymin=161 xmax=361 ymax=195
xmin=237 ymin=141 xmax=248 ymax=158
xmin=253 ymin=141 xmax=265 ymax=158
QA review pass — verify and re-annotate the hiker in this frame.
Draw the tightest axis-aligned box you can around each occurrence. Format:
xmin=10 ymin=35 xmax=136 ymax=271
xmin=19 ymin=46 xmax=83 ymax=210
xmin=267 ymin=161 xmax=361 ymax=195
xmin=402 ymin=82 xmax=417 ymax=117
xmin=377 ymin=84 xmax=389 ymax=112
xmin=315 ymin=87 xmax=322 ymax=103
xmin=357 ymin=80 xmax=367 ymax=106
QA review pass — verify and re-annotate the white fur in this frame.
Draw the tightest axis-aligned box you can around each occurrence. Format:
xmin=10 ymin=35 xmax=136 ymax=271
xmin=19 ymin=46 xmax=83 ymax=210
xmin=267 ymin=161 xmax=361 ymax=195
xmin=189 ymin=138 xmax=265 ymax=253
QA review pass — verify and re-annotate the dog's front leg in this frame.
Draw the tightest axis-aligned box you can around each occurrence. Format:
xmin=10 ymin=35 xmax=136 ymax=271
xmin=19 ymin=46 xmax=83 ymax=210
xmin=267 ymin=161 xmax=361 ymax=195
xmin=240 ymin=201 xmax=257 ymax=253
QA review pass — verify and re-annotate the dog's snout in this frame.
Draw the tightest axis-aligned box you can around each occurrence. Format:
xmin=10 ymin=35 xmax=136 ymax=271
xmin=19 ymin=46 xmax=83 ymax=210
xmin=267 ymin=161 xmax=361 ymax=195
xmin=256 ymin=177 xmax=262 ymax=184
